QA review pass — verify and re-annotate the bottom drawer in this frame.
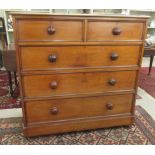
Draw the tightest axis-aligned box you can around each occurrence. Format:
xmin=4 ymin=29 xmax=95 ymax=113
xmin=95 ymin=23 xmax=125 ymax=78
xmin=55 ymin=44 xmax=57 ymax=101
xmin=24 ymin=116 xmax=133 ymax=137
xmin=25 ymin=94 xmax=134 ymax=124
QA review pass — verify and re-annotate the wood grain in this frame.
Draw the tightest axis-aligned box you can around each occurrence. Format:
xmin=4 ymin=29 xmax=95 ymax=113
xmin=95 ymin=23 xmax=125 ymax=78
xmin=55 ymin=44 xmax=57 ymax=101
xmin=12 ymin=13 xmax=148 ymax=137
xmin=20 ymin=45 xmax=141 ymax=71
xmin=24 ymin=115 xmax=133 ymax=137
xmin=25 ymin=94 xmax=133 ymax=123
xmin=87 ymin=21 xmax=144 ymax=41
xmin=17 ymin=20 xmax=83 ymax=42
xmin=22 ymin=71 xmax=137 ymax=98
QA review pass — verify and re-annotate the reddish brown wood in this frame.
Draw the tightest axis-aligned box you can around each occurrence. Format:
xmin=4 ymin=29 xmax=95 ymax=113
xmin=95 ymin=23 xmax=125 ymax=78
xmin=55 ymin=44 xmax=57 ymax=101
xmin=87 ymin=21 xmax=144 ymax=41
xmin=18 ymin=41 xmax=143 ymax=46
xmin=47 ymin=26 xmax=56 ymax=35
xmin=12 ymin=13 xmax=148 ymax=137
xmin=48 ymin=54 xmax=57 ymax=62
xmin=110 ymin=52 xmax=119 ymax=60
xmin=50 ymin=107 xmax=59 ymax=115
xmin=108 ymin=78 xmax=117 ymax=86
xmin=50 ymin=81 xmax=58 ymax=89
xmin=24 ymin=116 xmax=133 ymax=137
xmin=22 ymin=71 xmax=137 ymax=98
xmin=17 ymin=20 xmax=83 ymax=42
xmin=106 ymin=103 xmax=113 ymax=110
xmin=20 ymin=46 xmax=141 ymax=71
xmin=25 ymin=94 xmax=133 ymax=124
xmin=112 ymin=27 xmax=122 ymax=35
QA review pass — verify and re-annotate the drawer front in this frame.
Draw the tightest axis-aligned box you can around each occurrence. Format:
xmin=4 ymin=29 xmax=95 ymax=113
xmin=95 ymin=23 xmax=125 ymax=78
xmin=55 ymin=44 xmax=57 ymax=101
xmin=26 ymin=94 xmax=133 ymax=123
xmin=87 ymin=21 xmax=144 ymax=41
xmin=21 ymin=46 xmax=141 ymax=70
xmin=23 ymin=71 xmax=137 ymax=98
xmin=17 ymin=20 xmax=83 ymax=41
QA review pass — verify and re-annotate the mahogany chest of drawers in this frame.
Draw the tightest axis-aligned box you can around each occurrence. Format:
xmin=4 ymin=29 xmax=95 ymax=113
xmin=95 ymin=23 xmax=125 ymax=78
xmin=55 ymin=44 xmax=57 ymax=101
xmin=12 ymin=13 xmax=148 ymax=137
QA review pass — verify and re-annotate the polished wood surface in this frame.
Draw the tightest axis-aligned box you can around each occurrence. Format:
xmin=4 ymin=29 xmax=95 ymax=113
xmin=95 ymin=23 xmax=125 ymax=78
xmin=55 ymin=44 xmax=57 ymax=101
xmin=17 ymin=20 xmax=83 ymax=41
xmin=20 ymin=46 xmax=141 ymax=71
xmin=87 ymin=21 xmax=144 ymax=41
xmin=25 ymin=94 xmax=133 ymax=123
xmin=24 ymin=115 xmax=133 ymax=137
xmin=12 ymin=13 xmax=148 ymax=137
xmin=23 ymin=71 xmax=137 ymax=98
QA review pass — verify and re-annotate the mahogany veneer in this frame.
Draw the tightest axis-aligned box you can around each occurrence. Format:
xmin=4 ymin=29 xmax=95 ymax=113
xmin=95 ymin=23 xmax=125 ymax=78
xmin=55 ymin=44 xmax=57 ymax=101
xmin=23 ymin=71 xmax=137 ymax=98
xmin=20 ymin=46 xmax=141 ymax=70
xmin=12 ymin=13 xmax=148 ymax=137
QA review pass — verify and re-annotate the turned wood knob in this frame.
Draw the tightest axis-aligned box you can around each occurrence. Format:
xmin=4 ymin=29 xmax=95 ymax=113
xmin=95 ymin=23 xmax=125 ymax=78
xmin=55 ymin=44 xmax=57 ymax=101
xmin=50 ymin=81 xmax=58 ymax=89
xmin=50 ymin=107 xmax=59 ymax=115
xmin=48 ymin=54 xmax=57 ymax=62
xmin=110 ymin=53 xmax=119 ymax=60
xmin=108 ymin=79 xmax=117 ymax=86
xmin=112 ymin=27 xmax=122 ymax=35
xmin=47 ymin=26 xmax=56 ymax=35
xmin=106 ymin=103 xmax=113 ymax=110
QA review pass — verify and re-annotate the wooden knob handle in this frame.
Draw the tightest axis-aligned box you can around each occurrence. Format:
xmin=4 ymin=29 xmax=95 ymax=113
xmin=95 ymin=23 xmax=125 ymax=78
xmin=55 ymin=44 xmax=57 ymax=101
xmin=111 ymin=53 xmax=119 ymax=60
xmin=106 ymin=103 xmax=113 ymax=110
xmin=48 ymin=54 xmax=57 ymax=62
xmin=108 ymin=79 xmax=117 ymax=86
xmin=112 ymin=27 xmax=122 ymax=35
xmin=50 ymin=81 xmax=58 ymax=89
xmin=47 ymin=26 xmax=56 ymax=35
xmin=50 ymin=107 xmax=59 ymax=115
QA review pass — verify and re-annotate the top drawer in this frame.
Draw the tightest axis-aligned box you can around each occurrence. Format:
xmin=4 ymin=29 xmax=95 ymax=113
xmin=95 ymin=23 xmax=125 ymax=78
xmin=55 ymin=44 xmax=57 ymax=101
xmin=17 ymin=20 xmax=83 ymax=42
xmin=87 ymin=21 xmax=144 ymax=41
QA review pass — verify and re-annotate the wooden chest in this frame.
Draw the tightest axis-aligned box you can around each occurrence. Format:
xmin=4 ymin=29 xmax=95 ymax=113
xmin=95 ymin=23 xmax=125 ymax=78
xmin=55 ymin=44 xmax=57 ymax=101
xmin=12 ymin=13 xmax=148 ymax=137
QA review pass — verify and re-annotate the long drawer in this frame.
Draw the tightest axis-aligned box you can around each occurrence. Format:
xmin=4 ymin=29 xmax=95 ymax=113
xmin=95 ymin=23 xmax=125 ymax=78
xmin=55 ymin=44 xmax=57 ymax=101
xmin=21 ymin=45 xmax=141 ymax=71
xmin=23 ymin=71 xmax=137 ymax=98
xmin=25 ymin=94 xmax=133 ymax=124
xmin=87 ymin=21 xmax=144 ymax=41
xmin=17 ymin=20 xmax=83 ymax=42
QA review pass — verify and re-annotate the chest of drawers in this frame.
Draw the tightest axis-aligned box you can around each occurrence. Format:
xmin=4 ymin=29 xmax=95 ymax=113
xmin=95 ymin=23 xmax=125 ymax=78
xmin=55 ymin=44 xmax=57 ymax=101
xmin=12 ymin=13 xmax=148 ymax=137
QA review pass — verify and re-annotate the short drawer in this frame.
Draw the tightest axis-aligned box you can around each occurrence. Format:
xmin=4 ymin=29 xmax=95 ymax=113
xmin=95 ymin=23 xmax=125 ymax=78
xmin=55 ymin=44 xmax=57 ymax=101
xmin=17 ymin=20 xmax=83 ymax=41
xmin=23 ymin=71 xmax=137 ymax=98
xmin=25 ymin=94 xmax=133 ymax=123
xmin=21 ymin=45 xmax=141 ymax=71
xmin=87 ymin=21 xmax=144 ymax=41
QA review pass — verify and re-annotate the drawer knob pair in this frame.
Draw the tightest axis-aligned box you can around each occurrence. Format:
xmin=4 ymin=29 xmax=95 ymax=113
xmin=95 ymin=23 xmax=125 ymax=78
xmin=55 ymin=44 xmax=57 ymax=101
xmin=47 ymin=26 xmax=56 ymax=35
xmin=108 ymin=79 xmax=117 ymax=86
xmin=50 ymin=107 xmax=59 ymax=115
xmin=106 ymin=103 xmax=113 ymax=110
xmin=112 ymin=27 xmax=122 ymax=35
xmin=50 ymin=80 xmax=116 ymax=89
xmin=111 ymin=53 xmax=119 ymax=60
xmin=48 ymin=54 xmax=57 ymax=62
xmin=50 ymin=81 xmax=58 ymax=89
